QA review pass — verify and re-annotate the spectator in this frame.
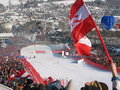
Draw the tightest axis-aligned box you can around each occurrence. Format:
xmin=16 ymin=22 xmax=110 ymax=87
xmin=48 ymin=76 xmax=55 ymax=84
xmin=39 ymin=84 xmax=45 ymax=90
xmin=65 ymin=80 xmax=74 ymax=90
xmin=45 ymin=80 xmax=65 ymax=90
xmin=81 ymin=80 xmax=108 ymax=90
xmin=110 ymin=62 xmax=120 ymax=90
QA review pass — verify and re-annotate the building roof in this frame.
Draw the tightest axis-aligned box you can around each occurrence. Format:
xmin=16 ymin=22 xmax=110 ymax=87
xmin=0 ymin=33 xmax=14 ymax=39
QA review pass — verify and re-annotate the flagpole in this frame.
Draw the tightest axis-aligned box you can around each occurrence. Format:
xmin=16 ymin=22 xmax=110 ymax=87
xmin=90 ymin=15 xmax=112 ymax=62
xmin=84 ymin=4 xmax=112 ymax=63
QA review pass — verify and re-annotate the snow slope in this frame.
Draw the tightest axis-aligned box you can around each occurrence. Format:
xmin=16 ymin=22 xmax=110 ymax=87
xmin=21 ymin=44 xmax=113 ymax=90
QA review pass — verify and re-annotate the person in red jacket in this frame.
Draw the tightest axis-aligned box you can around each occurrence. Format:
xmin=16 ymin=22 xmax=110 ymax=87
xmin=48 ymin=77 xmax=54 ymax=83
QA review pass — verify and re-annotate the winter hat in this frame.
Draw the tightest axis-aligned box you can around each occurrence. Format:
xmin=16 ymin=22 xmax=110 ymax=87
xmin=81 ymin=81 xmax=108 ymax=90
xmin=48 ymin=76 xmax=54 ymax=83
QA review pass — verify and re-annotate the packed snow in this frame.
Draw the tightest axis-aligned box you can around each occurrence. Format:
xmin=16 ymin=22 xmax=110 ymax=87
xmin=21 ymin=44 xmax=115 ymax=90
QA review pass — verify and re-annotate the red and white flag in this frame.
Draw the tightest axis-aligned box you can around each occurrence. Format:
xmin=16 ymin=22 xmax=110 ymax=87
xmin=76 ymin=36 xmax=91 ymax=56
xmin=7 ymin=70 xmax=30 ymax=83
xmin=70 ymin=0 xmax=95 ymax=44
xmin=7 ymin=73 xmax=16 ymax=83
xmin=16 ymin=70 xmax=30 ymax=78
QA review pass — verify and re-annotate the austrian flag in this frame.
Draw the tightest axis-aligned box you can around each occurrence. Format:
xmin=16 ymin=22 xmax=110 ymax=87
xmin=70 ymin=0 xmax=95 ymax=56
xmin=16 ymin=70 xmax=30 ymax=78
xmin=6 ymin=70 xmax=30 ymax=83
xmin=76 ymin=36 xmax=92 ymax=56
xmin=70 ymin=0 xmax=95 ymax=44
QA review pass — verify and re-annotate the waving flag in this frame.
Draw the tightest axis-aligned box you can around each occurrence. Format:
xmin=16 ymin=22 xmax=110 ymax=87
xmin=70 ymin=0 xmax=95 ymax=44
xmin=7 ymin=70 xmax=31 ymax=83
xmin=70 ymin=0 xmax=95 ymax=56
xmin=70 ymin=0 xmax=112 ymax=61
xmin=16 ymin=70 xmax=30 ymax=78
xmin=76 ymin=36 xmax=91 ymax=56
xmin=7 ymin=73 xmax=16 ymax=83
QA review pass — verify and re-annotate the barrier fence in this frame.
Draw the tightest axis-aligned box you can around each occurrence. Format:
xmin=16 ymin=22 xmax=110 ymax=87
xmin=20 ymin=58 xmax=45 ymax=84
xmin=85 ymin=58 xmax=120 ymax=72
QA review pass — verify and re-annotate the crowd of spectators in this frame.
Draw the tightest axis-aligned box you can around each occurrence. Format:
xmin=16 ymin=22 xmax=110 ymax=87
xmin=86 ymin=54 xmax=120 ymax=70
xmin=0 ymin=54 xmax=116 ymax=90
xmin=0 ymin=56 xmax=75 ymax=90
xmin=0 ymin=44 xmax=120 ymax=90
xmin=1 ymin=55 xmax=118 ymax=90
xmin=0 ymin=45 xmax=20 ymax=56
xmin=0 ymin=56 xmax=47 ymax=90
xmin=87 ymin=55 xmax=109 ymax=66
xmin=0 ymin=56 xmax=25 ymax=89
xmin=0 ymin=34 xmax=120 ymax=90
